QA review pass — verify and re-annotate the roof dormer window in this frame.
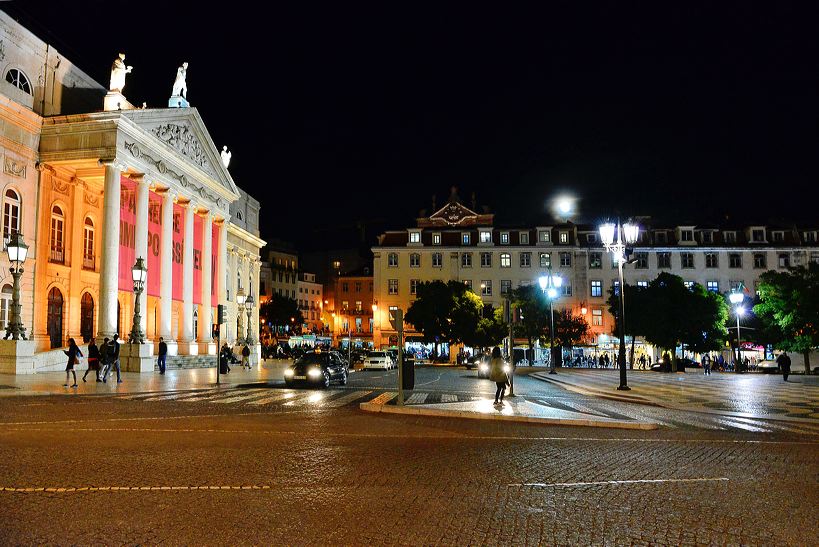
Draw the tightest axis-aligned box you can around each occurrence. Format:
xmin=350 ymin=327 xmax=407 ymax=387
xmin=462 ymin=232 xmax=470 ymax=245
xmin=500 ymin=232 xmax=509 ymax=245
xmin=408 ymin=230 xmax=421 ymax=244
xmin=559 ymin=231 xmax=569 ymax=244
xmin=751 ymin=228 xmax=766 ymax=242
xmin=432 ymin=233 xmax=441 ymax=245
xmin=538 ymin=230 xmax=551 ymax=243
xmin=479 ymin=230 xmax=492 ymax=244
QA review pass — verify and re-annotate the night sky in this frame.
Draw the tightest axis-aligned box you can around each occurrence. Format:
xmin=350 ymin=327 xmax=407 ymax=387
xmin=7 ymin=2 xmax=817 ymax=251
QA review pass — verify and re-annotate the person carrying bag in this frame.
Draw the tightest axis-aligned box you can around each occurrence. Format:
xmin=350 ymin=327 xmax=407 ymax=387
xmin=488 ymin=346 xmax=509 ymax=405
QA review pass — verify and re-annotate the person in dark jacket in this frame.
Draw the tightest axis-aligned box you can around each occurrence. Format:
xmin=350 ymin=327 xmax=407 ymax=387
xmin=157 ymin=337 xmax=168 ymax=375
xmin=776 ymin=352 xmax=792 ymax=382
xmin=488 ymin=346 xmax=509 ymax=405
xmin=241 ymin=344 xmax=251 ymax=370
xmin=82 ymin=337 xmax=101 ymax=382
xmin=63 ymin=338 xmax=82 ymax=388
xmin=102 ymin=334 xmax=122 ymax=383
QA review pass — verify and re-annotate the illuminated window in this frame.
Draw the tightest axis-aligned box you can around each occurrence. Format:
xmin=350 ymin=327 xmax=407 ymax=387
xmin=462 ymin=233 xmax=470 ymax=245
xmin=500 ymin=232 xmax=509 ymax=244
xmin=590 ymin=280 xmax=602 ymax=297
xmin=592 ymin=309 xmax=602 ymax=326
xmin=539 ymin=230 xmax=550 ymax=243
xmin=539 ymin=253 xmax=551 ymax=268
xmin=500 ymin=253 xmax=511 ymax=268
xmin=559 ymin=231 xmax=568 ymax=244
xmin=49 ymin=205 xmax=64 ymax=263
xmin=588 ymin=252 xmax=601 ymax=269
xmin=432 ymin=233 xmax=441 ymax=245
xmin=481 ymin=280 xmax=492 ymax=296
xmin=409 ymin=231 xmax=421 ymax=243
xmin=480 ymin=231 xmax=492 ymax=243
xmin=706 ymin=281 xmax=719 ymax=293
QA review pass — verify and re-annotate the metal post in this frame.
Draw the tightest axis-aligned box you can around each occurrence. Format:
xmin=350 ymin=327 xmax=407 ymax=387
xmin=216 ymin=328 xmax=221 ymax=385
xmin=549 ymin=297 xmax=556 ymax=374
xmin=735 ymin=312 xmax=741 ymax=373
xmin=4 ymin=265 xmax=26 ymax=340
xmin=617 ymin=257 xmax=630 ymax=390
xmin=396 ymin=309 xmax=404 ymax=406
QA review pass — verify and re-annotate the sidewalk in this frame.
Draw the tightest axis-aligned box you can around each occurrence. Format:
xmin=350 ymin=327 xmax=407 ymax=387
xmin=360 ymin=393 xmax=659 ymax=430
xmin=0 ymin=360 xmax=292 ymax=398
xmin=530 ymin=369 xmax=819 ymax=422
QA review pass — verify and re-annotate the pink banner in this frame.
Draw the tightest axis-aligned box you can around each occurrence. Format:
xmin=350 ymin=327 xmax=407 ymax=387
xmin=118 ymin=177 xmax=136 ymax=292
xmin=146 ymin=191 xmax=162 ymax=297
xmin=211 ymin=223 xmax=219 ymax=303
xmin=172 ymin=204 xmax=184 ymax=301
xmin=193 ymin=214 xmax=203 ymax=305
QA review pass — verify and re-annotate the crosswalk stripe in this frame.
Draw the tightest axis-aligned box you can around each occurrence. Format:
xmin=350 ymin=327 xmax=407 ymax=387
xmin=282 ymin=391 xmax=341 ymax=406
xmin=183 ymin=390 xmax=243 ymax=402
xmin=440 ymin=393 xmax=458 ymax=403
xmin=715 ymin=418 xmax=771 ymax=433
xmin=141 ymin=390 xmax=221 ymax=402
xmin=368 ymin=392 xmax=397 ymax=405
xmin=727 ymin=416 xmax=819 ymax=436
xmin=245 ymin=391 xmax=301 ymax=406
xmin=405 ymin=392 xmax=428 ymax=405
xmin=324 ymin=390 xmax=373 ymax=408
xmin=553 ymin=400 xmax=612 ymax=418
xmin=212 ymin=389 xmax=272 ymax=404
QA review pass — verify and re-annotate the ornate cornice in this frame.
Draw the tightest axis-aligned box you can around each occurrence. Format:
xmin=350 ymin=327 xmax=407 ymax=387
xmin=3 ymin=156 xmax=26 ymax=178
xmin=52 ymin=178 xmax=70 ymax=196
xmin=124 ymin=141 xmax=225 ymax=208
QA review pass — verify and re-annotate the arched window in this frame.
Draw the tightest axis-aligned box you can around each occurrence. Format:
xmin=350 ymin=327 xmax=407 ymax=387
xmin=49 ymin=205 xmax=64 ymax=263
xmin=0 ymin=284 xmax=12 ymax=330
xmin=2 ymin=188 xmax=20 ymax=246
xmin=83 ymin=217 xmax=95 ymax=269
xmin=5 ymin=69 xmax=32 ymax=95
xmin=236 ymin=211 xmax=243 ymax=221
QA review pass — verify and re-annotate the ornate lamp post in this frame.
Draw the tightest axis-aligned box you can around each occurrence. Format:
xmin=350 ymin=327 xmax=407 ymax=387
xmin=236 ymin=287 xmax=246 ymax=340
xmin=599 ymin=220 xmax=639 ymax=390
xmin=729 ymin=290 xmax=744 ymax=373
xmin=128 ymin=257 xmax=147 ymax=343
xmin=538 ymin=271 xmax=562 ymax=374
xmin=244 ymin=293 xmax=255 ymax=345
xmin=4 ymin=232 xmax=28 ymax=340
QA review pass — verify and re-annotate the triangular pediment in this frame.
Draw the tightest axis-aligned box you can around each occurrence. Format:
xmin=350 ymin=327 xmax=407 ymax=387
xmin=429 ymin=201 xmax=480 ymax=225
xmin=121 ymin=107 xmax=240 ymax=199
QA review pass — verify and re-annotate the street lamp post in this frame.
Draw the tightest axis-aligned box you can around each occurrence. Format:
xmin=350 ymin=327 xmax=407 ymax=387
xmin=599 ymin=219 xmax=639 ymax=390
xmin=244 ymin=293 xmax=255 ymax=345
xmin=729 ymin=291 xmax=744 ymax=373
xmin=236 ymin=288 xmax=246 ymax=340
xmin=4 ymin=232 xmax=28 ymax=340
xmin=538 ymin=271 xmax=562 ymax=374
xmin=128 ymin=257 xmax=147 ymax=344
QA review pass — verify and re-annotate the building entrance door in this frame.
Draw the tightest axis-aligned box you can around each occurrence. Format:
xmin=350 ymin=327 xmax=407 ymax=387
xmin=80 ymin=293 xmax=94 ymax=342
xmin=47 ymin=287 xmax=63 ymax=349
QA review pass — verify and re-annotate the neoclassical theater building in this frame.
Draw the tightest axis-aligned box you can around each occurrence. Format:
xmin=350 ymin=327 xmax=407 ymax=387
xmin=0 ymin=11 xmax=264 ymax=373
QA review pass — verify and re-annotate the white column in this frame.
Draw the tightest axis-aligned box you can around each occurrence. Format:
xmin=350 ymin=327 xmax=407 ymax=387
xmin=198 ymin=212 xmax=213 ymax=352
xmin=98 ymin=161 xmax=121 ymax=339
xmin=180 ymin=200 xmax=195 ymax=352
xmin=218 ymin=219 xmax=228 ymax=305
xmin=159 ymin=190 xmax=174 ymax=342
xmin=133 ymin=175 xmax=149 ymax=337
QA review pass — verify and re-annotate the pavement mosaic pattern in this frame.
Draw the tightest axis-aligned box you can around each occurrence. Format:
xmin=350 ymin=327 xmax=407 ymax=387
xmin=532 ymin=369 xmax=819 ymax=420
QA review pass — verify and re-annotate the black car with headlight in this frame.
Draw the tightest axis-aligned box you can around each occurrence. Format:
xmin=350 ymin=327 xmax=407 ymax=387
xmin=283 ymin=351 xmax=348 ymax=388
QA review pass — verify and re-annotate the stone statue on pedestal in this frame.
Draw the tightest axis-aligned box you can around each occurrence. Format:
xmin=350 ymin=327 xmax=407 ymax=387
xmin=109 ymin=53 xmax=133 ymax=93
xmin=221 ymin=146 xmax=232 ymax=168
xmin=171 ymin=62 xmax=188 ymax=98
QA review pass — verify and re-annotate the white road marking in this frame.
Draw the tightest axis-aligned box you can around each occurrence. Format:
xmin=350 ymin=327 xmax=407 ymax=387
xmin=416 ymin=372 xmax=444 ymax=387
xmin=324 ymin=390 xmax=372 ymax=407
xmin=405 ymin=392 xmax=429 ymax=404
xmin=715 ymin=418 xmax=771 ymax=433
xmin=245 ymin=391 xmax=300 ymax=406
xmin=282 ymin=391 xmax=340 ymax=406
xmin=212 ymin=389 xmax=273 ymax=404
xmin=368 ymin=392 xmax=397 ymax=405
xmin=509 ymin=477 xmax=730 ymax=488
xmin=440 ymin=393 xmax=458 ymax=403
xmin=141 ymin=390 xmax=221 ymax=402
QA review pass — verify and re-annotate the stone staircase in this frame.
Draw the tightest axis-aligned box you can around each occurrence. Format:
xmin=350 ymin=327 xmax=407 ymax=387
xmin=157 ymin=354 xmax=218 ymax=371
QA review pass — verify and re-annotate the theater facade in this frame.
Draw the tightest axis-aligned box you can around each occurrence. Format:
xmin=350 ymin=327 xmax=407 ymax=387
xmin=0 ymin=11 xmax=264 ymax=373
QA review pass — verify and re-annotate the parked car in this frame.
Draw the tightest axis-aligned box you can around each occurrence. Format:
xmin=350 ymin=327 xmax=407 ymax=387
xmin=757 ymin=360 xmax=780 ymax=373
xmin=363 ymin=351 xmax=394 ymax=370
xmin=283 ymin=351 xmax=348 ymax=388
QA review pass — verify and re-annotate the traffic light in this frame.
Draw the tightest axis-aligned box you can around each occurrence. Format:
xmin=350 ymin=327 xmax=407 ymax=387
xmin=217 ymin=304 xmax=225 ymax=324
xmin=212 ymin=324 xmax=220 ymax=338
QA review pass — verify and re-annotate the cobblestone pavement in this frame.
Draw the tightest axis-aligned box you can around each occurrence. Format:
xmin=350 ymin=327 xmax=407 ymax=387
xmin=530 ymin=369 xmax=819 ymax=421
xmin=0 ymin=394 xmax=817 ymax=545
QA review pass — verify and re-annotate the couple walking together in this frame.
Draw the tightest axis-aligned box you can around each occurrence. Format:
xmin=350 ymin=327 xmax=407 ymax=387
xmin=63 ymin=335 xmax=121 ymax=387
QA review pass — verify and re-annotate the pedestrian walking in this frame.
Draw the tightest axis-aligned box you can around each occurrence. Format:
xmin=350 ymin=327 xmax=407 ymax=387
xmin=220 ymin=342 xmax=232 ymax=374
xmin=102 ymin=334 xmax=122 ymax=383
xmin=488 ymin=346 xmax=509 ymax=405
xmin=157 ymin=337 xmax=168 ymax=375
xmin=776 ymin=351 xmax=791 ymax=382
xmin=82 ymin=337 xmax=101 ymax=382
xmin=63 ymin=338 xmax=82 ymax=387
xmin=702 ymin=353 xmax=711 ymax=375
xmin=604 ymin=353 xmax=611 ymax=368
xmin=241 ymin=344 xmax=251 ymax=370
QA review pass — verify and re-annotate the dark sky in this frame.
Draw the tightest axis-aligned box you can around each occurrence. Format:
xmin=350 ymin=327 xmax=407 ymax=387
xmin=7 ymin=1 xmax=818 ymax=251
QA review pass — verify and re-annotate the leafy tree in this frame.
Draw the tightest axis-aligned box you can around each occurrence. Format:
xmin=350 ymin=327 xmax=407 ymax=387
xmin=448 ymin=283 xmax=486 ymax=346
xmin=511 ymin=284 xmax=551 ymax=355
xmin=461 ymin=307 xmax=508 ymax=351
xmin=681 ymin=283 xmax=729 ymax=354
xmin=259 ymin=294 xmax=304 ymax=335
xmin=754 ymin=263 xmax=819 ymax=374
xmin=639 ymin=273 xmax=696 ymax=371
xmin=404 ymin=280 xmax=455 ymax=354
xmin=607 ymin=283 xmax=650 ymax=367
xmin=551 ymin=309 xmax=591 ymax=365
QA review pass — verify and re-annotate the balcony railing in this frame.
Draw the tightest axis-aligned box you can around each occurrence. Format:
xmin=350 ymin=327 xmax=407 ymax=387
xmin=82 ymin=256 xmax=95 ymax=270
xmin=49 ymin=247 xmax=64 ymax=264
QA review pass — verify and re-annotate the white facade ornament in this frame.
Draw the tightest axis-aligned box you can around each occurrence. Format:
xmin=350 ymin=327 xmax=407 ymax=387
xmin=171 ymin=62 xmax=188 ymax=98
xmin=109 ymin=53 xmax=133 ymax=93
xmin=149 ymin=125 xmax=210 ymax=170
xmin=221 ymin=146 xmax=231 ymax=168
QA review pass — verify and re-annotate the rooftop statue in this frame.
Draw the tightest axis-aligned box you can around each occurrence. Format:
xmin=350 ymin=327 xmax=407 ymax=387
xmin=109 ymin=53 xmax=133 ymax=93
xmin=221 ymin=146 xmax=232 ymax=168
xmin=172 ymin=62 xmax=188 ymax=98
